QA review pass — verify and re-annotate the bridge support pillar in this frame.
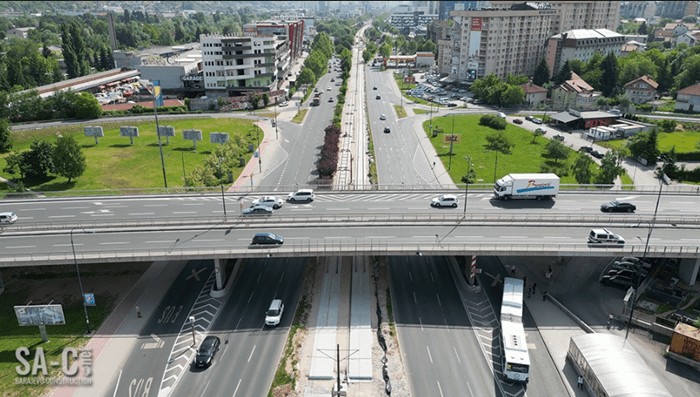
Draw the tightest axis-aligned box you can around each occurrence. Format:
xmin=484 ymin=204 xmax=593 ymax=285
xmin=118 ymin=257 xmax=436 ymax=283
xmin=214 ymin=258 xmax=224 ymax=291
xmin=678 ymin=257 xmax=699 ymax=287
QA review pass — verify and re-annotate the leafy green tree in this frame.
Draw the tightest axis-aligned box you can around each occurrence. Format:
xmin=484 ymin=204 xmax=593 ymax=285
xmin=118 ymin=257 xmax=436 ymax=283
xmin=553 ymin=61 xmax=572 ymax=86
xmin=533 ymin=58 xmax=550 ymax=86
xmin=297 ymin=67 xmax=316 ymax=86
xmin=73 ymin=92 xmax=102 ymax=119
xmin=627 ymin=130 xmax=660 ymax=164
xmin=501 ymin=85 xmax=525 ymax=106
xmin=677 ymin=55 xmax=700 ymax=91
xmin=362 ymin=49 xmax=373 ymax=63
xmin=617 ymin=94 xmax=631 ymax=111
xmin=53 ymin=134 xmax=86 ymax=182
xmin=21 ymin=139 xmax=55 ymax=180
xmin=7 ymin=58 xmax=27 ymax=88
xmin=506 ymin=74 xmax=529 ymax=85
xmin=567 ymin=59 xmax=584 ymax=76
xmin=379 ymin=42 xmax=392 ymax=58
xmin=544 ymin=139 xmax=569 ymax=164
xmin=0 ymin=118 xmax=12 ymax=152
xmin=3 ymin=152 xmax=23 ymax=179
xmin=638 ymin=22 xmax=647 ymax=35
xmin=69 ymin=22 xmax=89 ymax=76
xmin=594 ymin=152 xmax=624 ymax=184
xmin=656 ymin=59 xmax=673 ymax=93
xmin=600 ymin=52 xmax=620 ymax=97
xmin=262 ymin=93 xmax=269 ymax=106
xmin=618 ymin=51 xmax=657 ymax=85
xmin=571 ymin=151 xmax=594 ymax=184
xmin=596 ymin=97 xmax=610 ymax=109
xmin=419 ymin=39 xmax=436 ymax=53
xmin=484 ymin=130 xmax=514 ymax=154
xmin=61 ymin=23 xmax=80 ymax=79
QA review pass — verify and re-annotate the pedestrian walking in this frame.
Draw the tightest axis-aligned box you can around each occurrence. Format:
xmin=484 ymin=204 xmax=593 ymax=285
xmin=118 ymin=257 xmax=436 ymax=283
xmin=542 ymin=290 xmax=548 ymax=302
xmin=577 ymin=375 xmax=584 ymax=389
xmin=511 ymin=266 xmax=516 ymax=276
xmin=527 ymin=286 xmax=532 ymax=298
xmin=532 ymin=283 xmax=537 ymax=294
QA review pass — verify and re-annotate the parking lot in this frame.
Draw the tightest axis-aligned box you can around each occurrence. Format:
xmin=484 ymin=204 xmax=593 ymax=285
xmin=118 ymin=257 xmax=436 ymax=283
xmin=399 ymin=69 xmax=473 ymax=107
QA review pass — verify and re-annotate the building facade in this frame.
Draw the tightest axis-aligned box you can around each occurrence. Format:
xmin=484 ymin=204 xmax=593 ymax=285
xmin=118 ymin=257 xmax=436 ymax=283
xmin=546 ymin=29 xmax=624 ymax=77
xmin=448 ymin=5 xmax=553 ymax=82
xmin=389 ymin=10 xmax=439 ymax=32
xmin=243 ymin=20 xmax=304 ymax=63
xmin=675 ymin=82 xmax=700 ymax=112
xmin=201 ymin=34 xmax=283 ymax=98
xmin=624 ymin=75 xmax=658 ymax=104
xmin=551 ymin=72 xmax=601 ymax=110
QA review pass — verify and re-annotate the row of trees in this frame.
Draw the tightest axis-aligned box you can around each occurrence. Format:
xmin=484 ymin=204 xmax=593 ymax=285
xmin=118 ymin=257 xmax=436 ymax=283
xmin=0 ymin=90 xmax=102 ymax=125
xmin=317 ymin=125 xmax=342 ymax=178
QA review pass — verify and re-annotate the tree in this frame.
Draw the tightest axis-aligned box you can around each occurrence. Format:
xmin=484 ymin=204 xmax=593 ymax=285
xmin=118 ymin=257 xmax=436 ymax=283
xmin=544 ymin=139 xmax=569 ymax=164
xmin=0 ymin=118 xmax=12 ymax=152
xmin=571 ymin=152 xmax=594 ymax=184
xmin=501 ymin=85 xmax=525 ymax=106
xmin=53 ymin=134 xmax=86 ymax=182
xmin=71 ymin=92 xmax=101 ymax=119
xmin=617 ymin=94 xmax=631 ymax=111
xmin=554 ymin=61 xmax=572 ymax=86
xmin=21 ymin=139 xmax=55 ymax=180
xmin=379 ymin=42 xmax=392 ymax=59
xmin=297 ymin=67 xmax=316 ymax=86
xmin=533 ymin=58 xmax=550 ymax=86
xmin=484 ymin=130 xmax=514 ymax=154
xmin=262 ymin=93 xmax=270 ymax=106
xmin=594 ymin=152 xmax=624 ymax=184
xmin=600 ymin=52 xmax=620 ymax=97
xmin=362 ymin=49 xmax=372 ymax=63
xmin=656 ymin=59 xmax=673 ymax=93
xmin=638 ymin=22 xmax=647 ymax=36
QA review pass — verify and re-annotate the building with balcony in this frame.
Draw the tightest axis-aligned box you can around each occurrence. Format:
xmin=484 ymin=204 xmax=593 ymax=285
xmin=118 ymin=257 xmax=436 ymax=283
xmin=389 ymin=10 xmax=439 ymax=33
xmin=545 ymin=29 xmax=624 ymax=78
xmin=201 ymin=34 xmax=283 ymax=98
xmin=243 ymin=20 xmax=304 ymax=63
xmin=551 ymin=72 xmax=601 ymax=110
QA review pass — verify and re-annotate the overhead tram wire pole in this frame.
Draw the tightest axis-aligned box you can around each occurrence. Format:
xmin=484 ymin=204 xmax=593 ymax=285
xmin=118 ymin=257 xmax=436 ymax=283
xmin=71 ymin=228 xmax=95 ymax=335
xmin=463 ymin=155 xmax=473 ymax=214
xmin=625 ymin=157 xmax=666 ymax=341
xmin=152 ymin=80 xmax=167 ymax=188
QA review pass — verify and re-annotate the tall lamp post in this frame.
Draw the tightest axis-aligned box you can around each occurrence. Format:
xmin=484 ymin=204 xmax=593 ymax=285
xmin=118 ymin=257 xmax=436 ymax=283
xmin=254 ymin=117 xmax=263 ymax=173
xmin=463 ymin=155 xmax=473 ymax=214
xmin=625 ymin=157 xmax=666 ymax=340
xmin=71 ymin=228 xmax=95 ymax=335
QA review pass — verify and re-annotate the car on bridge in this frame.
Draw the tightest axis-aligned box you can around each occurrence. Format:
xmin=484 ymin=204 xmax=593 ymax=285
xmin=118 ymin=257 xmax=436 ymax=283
xmin=431 ymin=195 xmax=459 ymax=208
xmin=600 ymin=201 xmax=636 ymax=213
xmin=588 ymin=228 xmax=625 ymax=245
xmin=288 ymin=189 xmax=315 ymax=202
xmin=252 ymin=196 xmax=284 ymax=209
xmin=242 ymin=205 xmax=273 ymax=216
xmin=251 ymin=232 xmax=284 ymax=245
xmin=265 ymin=299 xmax=285 ymax=327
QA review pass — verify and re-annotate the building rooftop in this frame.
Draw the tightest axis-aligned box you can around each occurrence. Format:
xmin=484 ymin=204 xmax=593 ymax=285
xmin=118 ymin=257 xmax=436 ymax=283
xmin=553 ymin=28 xmax=622 ymax=40
xmin=678 ymin=82 xmax=700 ymax=96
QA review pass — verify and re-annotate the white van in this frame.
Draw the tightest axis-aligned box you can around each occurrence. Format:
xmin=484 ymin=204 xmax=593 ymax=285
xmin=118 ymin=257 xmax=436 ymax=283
xmin=588 ymin=228 xmax=625 ymax=245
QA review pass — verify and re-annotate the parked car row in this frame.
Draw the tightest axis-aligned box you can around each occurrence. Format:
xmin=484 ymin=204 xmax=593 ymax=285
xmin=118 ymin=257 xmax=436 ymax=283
xmin=600 ymin=256 xmax=651 ymax=289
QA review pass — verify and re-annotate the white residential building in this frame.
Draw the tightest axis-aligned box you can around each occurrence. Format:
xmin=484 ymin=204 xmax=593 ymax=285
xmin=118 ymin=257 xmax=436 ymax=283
xmin=201 ymin=34 xmax=285 ymax=98
xmin=546 ymin=29 xmax=624 ymax=77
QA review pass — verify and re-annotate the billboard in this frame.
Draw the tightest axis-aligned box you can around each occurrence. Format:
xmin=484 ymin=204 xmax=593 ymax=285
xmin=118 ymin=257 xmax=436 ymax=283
xmin=468 ymin=17 xmax=482 ymax=80
xmin=14 ymin=304 xmax=66 ymax=326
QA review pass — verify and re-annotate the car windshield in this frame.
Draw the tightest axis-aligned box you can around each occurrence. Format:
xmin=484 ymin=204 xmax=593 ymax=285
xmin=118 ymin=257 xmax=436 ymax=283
xmin=267 ymin=309 xmax=280 ymax=316
xmin=610 ymin=201 xmax=619 ymax=206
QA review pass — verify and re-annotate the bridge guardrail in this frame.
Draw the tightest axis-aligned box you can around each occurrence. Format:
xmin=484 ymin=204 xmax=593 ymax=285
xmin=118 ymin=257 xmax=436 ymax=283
xmin=1 ymin=241 xmax=698 ymax=268
xmin=2 ymin=213 xmax=699 ymax=234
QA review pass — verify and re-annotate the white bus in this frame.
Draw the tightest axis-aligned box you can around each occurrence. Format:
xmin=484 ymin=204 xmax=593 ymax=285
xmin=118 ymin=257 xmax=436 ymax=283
xmin=501 ymin=277 xmax=530 ymax=383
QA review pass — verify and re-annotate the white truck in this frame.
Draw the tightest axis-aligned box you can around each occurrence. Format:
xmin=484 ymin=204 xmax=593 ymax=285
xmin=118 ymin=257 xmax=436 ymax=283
xmin=493 ymin=173 xmax=560 ymax=200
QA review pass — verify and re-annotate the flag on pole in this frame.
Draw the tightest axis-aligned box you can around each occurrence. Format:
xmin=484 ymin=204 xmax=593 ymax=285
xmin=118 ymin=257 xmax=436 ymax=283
xmin=153 ymin=80 xmax=164 ymax=107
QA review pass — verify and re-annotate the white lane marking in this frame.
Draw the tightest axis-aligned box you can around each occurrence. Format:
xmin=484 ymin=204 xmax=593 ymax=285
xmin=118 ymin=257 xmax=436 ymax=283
xmin=128 ymin=213 xmax=155 ymax=216
xmin=453 ymin=347 xmax=461 ymax=364
xmin=49 ymin=215 xmax=75 ymax=218
xmin=419 ymin=317 xmax=423 ymax=331
xmin=328 ymin=207 xmax=350 ymax=210
xmin=232 ymin=379 xmax=242 ymax=397
xmin=172 ymin=211 xmax=197 ymax=214
xmin=111 ymin=369 xmax=122 ymax=397
xmin=436 ymin=294 xmax=442 ymax=306
xmin=199 ymin=380 xmax=211 ymax=397
xmin=91 ymin=214 xmax=115 ymax=216
xmin=414 ymin=292 xmax=418 ymax=304
xmin=53 ymin=243 xmax=81 ymax=247
xmin=437 ymin=381 xmax=444 ymax=397
xmin=426 ymin=346 xmax=433 ymax=364
xmin=414 ymin=236 xmax=439 ymax=239
xmin=455 ymin=236 xmax=483 ymax=238
xmin=247 ymin=345 xmax=256 ymax=362
xmin=324 ymin=236 xmax=351 ymax=239
xmin=196 ymin=239 xmax=224 ymax=242
xmin=501 ymin=236 xmax=527 ymax=239
xmin=146 ymin=241 xmax=173 ymax=244
xmin=183 ymin=203 xmax=204 ymax=206
xmin=144 ymin=204 xmax=167 ymax=207
xmin=61 ymin=206 xmax=89 ymax=210
xmin=21 ymin=217 xmax=33 ymax=219
xmin=99 ymin=242 xmax=129 ymax=245
xmin=20 ymin=208 xmax=46 ymax=211
xmin=102 ymin=205 xmax=126 ymax=208
xmin=6 ymin=246 xmax=36 ymax=249
xmin=543 ymin=236 xmax=571 ymax=239
xmin=367 ymin=207 xmax=391 ymax=210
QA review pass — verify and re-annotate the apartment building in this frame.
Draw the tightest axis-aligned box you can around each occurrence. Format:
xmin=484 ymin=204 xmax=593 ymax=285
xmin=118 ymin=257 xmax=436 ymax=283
xmin=428 ymin=19 xmax=454 ymax=75
xmin=493 ymin=1 xmax=621 ymax=37
xmin=390 ymin=10 xmax=439 ymax=32
xmin=448 ymin=4 xmax=553 ymax=81
xmin=201 ymin=34 xmax=285 ymax=98
xmin=546 ymin=28 xmax=624 ymax=77
xmin=243 ymin=20 xmax=304 ymax=62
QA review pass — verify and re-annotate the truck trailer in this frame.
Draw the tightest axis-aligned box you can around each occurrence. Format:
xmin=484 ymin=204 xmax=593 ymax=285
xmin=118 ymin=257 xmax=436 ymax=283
xmin=493 ymin=173 xmax=560 ymax=200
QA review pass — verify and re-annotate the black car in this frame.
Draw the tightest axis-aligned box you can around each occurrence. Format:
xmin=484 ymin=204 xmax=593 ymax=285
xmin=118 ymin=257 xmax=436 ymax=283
xmin=376 ymin=95 xmax=381 ymax=99
xmin=553 ymin=134 xmax=565 ymax=141
xmin=600 ymin=275 xmax=634 ymax=290
xmin=195 ymin=336 xmax=220 ymax=367
xmin=373 ymin=86 xmax=377 ymax=90
xmin=600 ymin=201 xmax=636 ymax=213
xmin=580 ymin=146 xmax=593 ymax=154
xmin=252 ymin=232 xmax=284 ymax=245
xmin=591 ymin=150 xmax=604 ymax=159
xmin=384 ymin=127 xmax=391 ymax=133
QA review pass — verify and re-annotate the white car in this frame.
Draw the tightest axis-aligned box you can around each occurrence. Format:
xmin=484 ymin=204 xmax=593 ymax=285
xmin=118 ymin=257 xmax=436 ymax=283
xmin=287 ymin=189 xmax=315 ymax=202
xmin=380 ymin=114 xmax=386 ymax=120
xmin=0 ymin=211 xmax=18 ymax=224
xmin=252 ymin=196 xmax=284 ymax=209
xmin=265 ymin=299 xmax=284 ymax=327
xmin=327 ymin=86 xmax=332 ymax=91
xmin=279 ymin=101 xmax=289 ymax=107
xmin=497 ymin=112 xmax=506 ymax=118
xmin=431 ymin=195 xmax=459 ymax=208
xmin=532 ymin=118 xmax=543 ymax=124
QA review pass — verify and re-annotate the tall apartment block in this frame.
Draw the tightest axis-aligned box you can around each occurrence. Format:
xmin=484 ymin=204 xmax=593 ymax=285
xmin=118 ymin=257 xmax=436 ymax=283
xmin=449 ymin=4 xmax=553 ymax=81
xmin=492 ymin=1 xmax=621 ymax=35
xmin=201 ymin=34 xmax=286 ymax=97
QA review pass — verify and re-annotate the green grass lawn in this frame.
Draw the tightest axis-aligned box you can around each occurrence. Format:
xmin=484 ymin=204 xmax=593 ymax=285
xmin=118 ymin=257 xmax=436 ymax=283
xmin=394 ymin=105 xmax=407 ymax=118
xmin=425 ymin=115 xmax=595 ymax=184
xmin=600 ymin=130 xmax=700 ymax=153
xmin=413 ymin=109 xmax=430 ymax=115
xmin=1 ymin=118 xmax=261 ymax=192
xmin=291 ymin=109 xmax=308 ymax=124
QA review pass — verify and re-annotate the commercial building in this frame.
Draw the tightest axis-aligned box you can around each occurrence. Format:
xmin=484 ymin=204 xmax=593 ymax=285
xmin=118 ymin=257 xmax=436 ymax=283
xmin=545 ymin=29 xmax=624 ymax=77
xmin=201 ymin=34 xmax=286 ymax=98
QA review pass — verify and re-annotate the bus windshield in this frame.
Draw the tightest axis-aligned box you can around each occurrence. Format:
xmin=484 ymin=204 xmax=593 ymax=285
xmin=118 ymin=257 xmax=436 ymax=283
xmin=507 ymin=363 xmax=529 ymax=373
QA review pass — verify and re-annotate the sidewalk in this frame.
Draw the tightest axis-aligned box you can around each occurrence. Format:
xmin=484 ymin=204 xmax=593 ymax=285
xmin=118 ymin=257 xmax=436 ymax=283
xmin=228 ymin=117 xmax=282 ymax=192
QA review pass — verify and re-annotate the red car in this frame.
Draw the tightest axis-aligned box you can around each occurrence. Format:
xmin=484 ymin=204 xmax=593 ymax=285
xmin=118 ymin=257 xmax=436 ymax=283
xmin=513 ymin=118 xmax=523 ymax=124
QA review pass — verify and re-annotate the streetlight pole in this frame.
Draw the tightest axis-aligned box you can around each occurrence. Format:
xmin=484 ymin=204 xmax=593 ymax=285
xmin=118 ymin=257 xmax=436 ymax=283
xmin=448 ymin=114 xmax=455 ymax=170
xmin=625 ymin=157 xmax=665 ymax=340
xmin=273 ymin=105 xmax=279 ymax=140
xmin=255 ymin=117 xmax=263 ymax=174
xmin=71 ymin=228 xmax=95 ymax=335
xmin=463 ymin=155 xmax=473 ymax=214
